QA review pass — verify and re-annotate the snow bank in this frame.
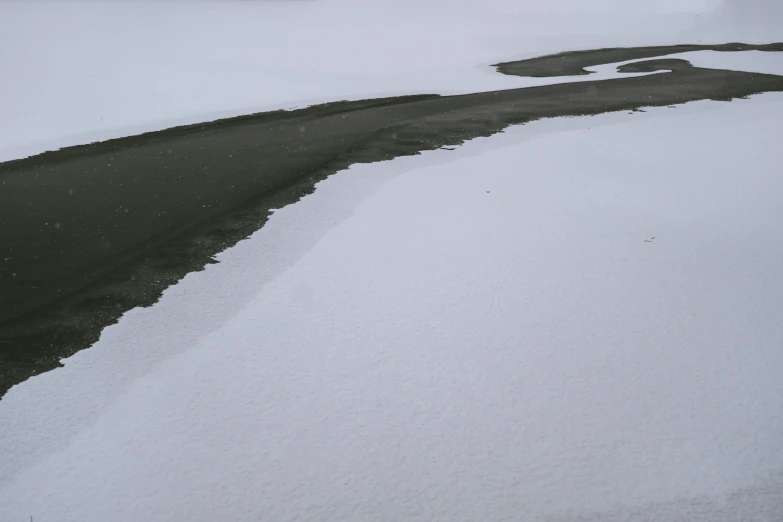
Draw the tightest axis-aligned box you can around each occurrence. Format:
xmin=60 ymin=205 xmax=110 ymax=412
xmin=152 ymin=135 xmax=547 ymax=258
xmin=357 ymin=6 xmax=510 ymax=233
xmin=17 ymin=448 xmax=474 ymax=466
xmin=2 ymin=92 xmax=782 ymax=521
xmin=0 ymin=0 xmax=736 ymax=162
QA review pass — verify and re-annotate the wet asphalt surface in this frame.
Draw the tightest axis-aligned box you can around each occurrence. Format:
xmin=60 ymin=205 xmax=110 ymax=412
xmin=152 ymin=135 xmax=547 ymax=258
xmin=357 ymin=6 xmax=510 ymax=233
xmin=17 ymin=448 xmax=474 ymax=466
xmin=1 ymin=43 xmax=782 ymax=397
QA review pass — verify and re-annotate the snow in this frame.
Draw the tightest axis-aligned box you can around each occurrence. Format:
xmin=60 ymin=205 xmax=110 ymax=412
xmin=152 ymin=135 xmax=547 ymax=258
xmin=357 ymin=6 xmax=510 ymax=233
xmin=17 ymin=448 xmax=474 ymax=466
xmin=2 ymin=90 xmax=783 ymax=520
xmin=0 ymin=0 xmax=763 ymax=163
xmin=712 ymin=0 xmax=783 ymax=33
xmin=4 ymin=1 xmax=783 ymax=519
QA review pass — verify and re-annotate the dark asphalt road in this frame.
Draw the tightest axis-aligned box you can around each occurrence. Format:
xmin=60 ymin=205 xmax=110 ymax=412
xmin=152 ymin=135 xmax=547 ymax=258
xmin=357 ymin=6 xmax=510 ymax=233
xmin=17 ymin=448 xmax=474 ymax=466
xmin=1 ymin=43 xmax=782 ymax=397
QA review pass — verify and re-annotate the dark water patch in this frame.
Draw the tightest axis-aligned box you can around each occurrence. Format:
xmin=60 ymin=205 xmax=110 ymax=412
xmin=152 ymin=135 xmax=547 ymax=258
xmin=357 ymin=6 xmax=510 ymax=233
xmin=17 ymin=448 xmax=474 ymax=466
xmin=493 ymin=42 xmax=783 ymax=78
xmin=1 ymin=44 xmax=783 ymax=397
xmin=616 ymin=58 xmax=694 ymax=73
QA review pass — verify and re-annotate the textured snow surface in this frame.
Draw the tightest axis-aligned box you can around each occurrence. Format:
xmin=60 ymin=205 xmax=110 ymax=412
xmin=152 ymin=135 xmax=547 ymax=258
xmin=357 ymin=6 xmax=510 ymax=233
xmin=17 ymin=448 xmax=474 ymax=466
xmin=0 ymin=0 xmax=766 ymax=162
xmin=2 ymin=93 xmax=783 ymax=521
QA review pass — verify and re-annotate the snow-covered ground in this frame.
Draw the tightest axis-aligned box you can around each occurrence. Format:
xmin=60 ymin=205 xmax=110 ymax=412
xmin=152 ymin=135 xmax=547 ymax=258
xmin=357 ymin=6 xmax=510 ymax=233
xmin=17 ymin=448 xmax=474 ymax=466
xmin=3 ymin=1 xmax=783 ymax=520
xmin=3 ymin=89 xmax=783 ymax=520
xmin=2 ymin=0 xmax=776 ymax=163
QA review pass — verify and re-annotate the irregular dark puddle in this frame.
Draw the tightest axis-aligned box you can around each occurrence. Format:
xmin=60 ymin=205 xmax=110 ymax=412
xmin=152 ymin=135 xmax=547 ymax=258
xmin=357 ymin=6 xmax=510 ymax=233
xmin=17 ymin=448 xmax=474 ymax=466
xmin=493 ymin=42 xmax=783 ymax=77
xmin=1 ymin=43 xmax=782 ymax=397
